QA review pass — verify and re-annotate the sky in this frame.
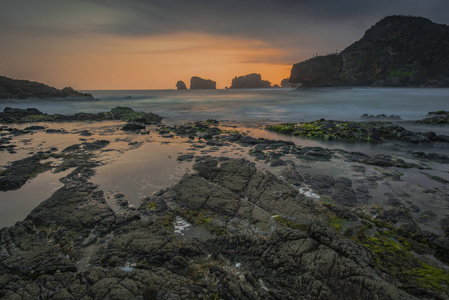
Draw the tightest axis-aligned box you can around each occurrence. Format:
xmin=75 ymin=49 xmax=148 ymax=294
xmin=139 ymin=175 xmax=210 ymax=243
xmin=1 ymin=0 xmax=449 ymax=90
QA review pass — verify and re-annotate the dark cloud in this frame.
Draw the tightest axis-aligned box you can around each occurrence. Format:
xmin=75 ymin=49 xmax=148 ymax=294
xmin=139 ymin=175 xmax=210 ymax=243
xmin=1 ymin=0 xmax=449 ymax=63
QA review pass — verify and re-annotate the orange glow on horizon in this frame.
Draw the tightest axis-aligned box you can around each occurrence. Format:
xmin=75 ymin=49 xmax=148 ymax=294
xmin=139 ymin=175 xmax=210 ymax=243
xmin=0 ymin=32 xmax=294 ymax=90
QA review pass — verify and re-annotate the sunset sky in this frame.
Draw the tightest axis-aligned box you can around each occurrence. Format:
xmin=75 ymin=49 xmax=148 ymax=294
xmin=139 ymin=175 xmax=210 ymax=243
xmin=1 ymin=0 xmax=449 ymax=90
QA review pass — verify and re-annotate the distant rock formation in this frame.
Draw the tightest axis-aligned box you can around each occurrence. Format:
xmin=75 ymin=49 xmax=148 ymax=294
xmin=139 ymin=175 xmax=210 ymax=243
xmin=280 ymin=78 xmax=291 ymax=88
xmin=0 ymin=76 xmax=95 ymax=100
xmin=230 ymin=73 xmax=271 ymax=89
xmin=189 ymin=76 xmax=216 ymax=89
xmin=289 ymin=15 xmax=449 ymax=87
xmin=176 ymin=81 xmax=187 ymax=90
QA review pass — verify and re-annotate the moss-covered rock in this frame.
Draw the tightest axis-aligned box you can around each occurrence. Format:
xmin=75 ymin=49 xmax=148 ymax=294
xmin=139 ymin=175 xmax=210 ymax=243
xmin=0 ymin=107 xmax=162 ymax=124
xmin=267 ymin=120 xmax=449 ymax=144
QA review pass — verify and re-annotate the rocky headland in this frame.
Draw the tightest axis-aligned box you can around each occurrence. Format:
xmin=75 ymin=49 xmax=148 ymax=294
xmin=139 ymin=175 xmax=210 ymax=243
xmin=1 ymin=108 xmax=449 ymax=299
xmin=190 ymin=77 xmax=217 ymax=90
xmin=230 ymin=73 xmax=271 ymax=89
xmin=0 ymin=76 xmax=95 ymax=100
xmin=289 ymin=15 xmax=449 ymax=87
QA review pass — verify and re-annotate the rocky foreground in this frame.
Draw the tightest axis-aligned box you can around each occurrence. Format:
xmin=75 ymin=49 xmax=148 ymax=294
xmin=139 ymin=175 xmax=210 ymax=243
xmin=1 ymin=109 xmax=449 ymax=299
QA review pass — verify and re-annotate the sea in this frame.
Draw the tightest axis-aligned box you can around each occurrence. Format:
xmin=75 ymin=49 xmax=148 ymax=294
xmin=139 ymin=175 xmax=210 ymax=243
xmin=1 ymin=87 xmax=449 ymax=125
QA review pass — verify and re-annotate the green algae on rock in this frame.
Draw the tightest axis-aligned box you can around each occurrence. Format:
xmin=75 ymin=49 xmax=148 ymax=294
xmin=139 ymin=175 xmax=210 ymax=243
xmin=267 ymin=120 xmax=449 ymax=144
xmin=0 ymin=106 xmax=162 ymax=124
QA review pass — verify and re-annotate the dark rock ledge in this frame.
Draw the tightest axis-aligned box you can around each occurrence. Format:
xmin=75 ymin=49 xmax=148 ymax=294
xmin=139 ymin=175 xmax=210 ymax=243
xmin=0 ymin=106 xmax=162 ymax=125
xmin=1 ymin=153 xmax=448 ymax=299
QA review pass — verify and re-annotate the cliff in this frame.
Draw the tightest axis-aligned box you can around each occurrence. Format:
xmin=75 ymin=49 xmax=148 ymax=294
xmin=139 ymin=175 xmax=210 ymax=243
xmin=0 ymin=76 xmax=95 ymax=100
xmin=290 ymin=55 xmax=343 ymax=87
xmin=290 ymin=16 xmax=449 ymax=87
xmin=189 ymin=76 xmax=216 ymax=89
xmin=230 ymin=73 xmax=271 ymax=88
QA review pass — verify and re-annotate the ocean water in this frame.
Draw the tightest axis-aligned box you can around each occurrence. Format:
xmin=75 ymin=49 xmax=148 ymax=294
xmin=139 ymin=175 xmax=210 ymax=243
xmin=1 ymin=87 xmax=449 ymax=124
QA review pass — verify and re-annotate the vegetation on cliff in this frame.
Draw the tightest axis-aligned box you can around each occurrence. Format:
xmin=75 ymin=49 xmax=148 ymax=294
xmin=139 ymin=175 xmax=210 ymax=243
xmin=289 ymin=15 xmax=449 ymax=87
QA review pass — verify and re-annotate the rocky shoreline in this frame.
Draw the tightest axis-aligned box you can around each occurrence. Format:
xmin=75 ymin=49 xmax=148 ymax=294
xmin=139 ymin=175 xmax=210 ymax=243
xmin=1 ymin=108 xmax=449 ymax=299
xmin=266 ymin=116 xmax=449 ymax=144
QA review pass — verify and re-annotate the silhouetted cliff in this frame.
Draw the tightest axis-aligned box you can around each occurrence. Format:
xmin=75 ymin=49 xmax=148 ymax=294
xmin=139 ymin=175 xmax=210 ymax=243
xmin=0 ymin=76 xmax=95 ymax=100
xmin=290 ymin=16 xmax=449 ymax=87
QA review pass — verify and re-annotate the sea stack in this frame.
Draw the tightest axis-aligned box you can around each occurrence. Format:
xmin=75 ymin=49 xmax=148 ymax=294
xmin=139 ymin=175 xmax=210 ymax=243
xmin=176 ymin=81 xmax=187 ymax=90
xmin=230 ymin=73 xmax=271 ymax=88
xmin=189 ymin=76 xmax=216 ymax=89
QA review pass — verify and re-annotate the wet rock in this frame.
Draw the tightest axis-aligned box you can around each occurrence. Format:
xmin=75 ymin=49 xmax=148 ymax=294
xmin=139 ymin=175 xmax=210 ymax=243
xmin=121 ymin=123 xmax=145 ymax=131
xmin=417 ymin=211 xmax=437 ymax=224
xmin=0 ymin=153 xmax=51 ymax=191
xmin=1 ymin=154 xmax=448 ymax=299
xmin=395 ymin=222 xmax=419 ymax=237
xmin=1 ymin=107 xmax=162 ymax=124
xmin=362 ymin=154 xmax=417 ymax=168
xmin=24 ymin=125 xmax=46 ymax=131
xmin=269 ymin=159 xmax=287 ymax=167
xmin=45 ymin=129 xmax=67 ymax=134
xmin=83 ymin=140 xmax=109 ymax=151
xmin=268 ymin=119 xmax=449 ymax=144
xmin=0 ymin=108 xmax=45 ymax=123
xmin=361 ymin=114 xmax=401 ymax=121
xmin=440 ymin=217 xmax=449 ymax=237
xmin=299 ymin=147 xmax=333 ymax=161
xmin=239 ymin=136 xmax=258 ymax=145
xmin=387 ymin=198 xmax=404 ymax=207
xmin=378 ymin=208 xmax=412 ymax=224
xmin=280 ymin=162 xmax=304 ymax=186
xmin=412 ymin=152 xmax=449 ymax=163
xmin=79 ymin=130 xmax=92 ymax=136
xmin=177 ymin=154 xmax=194 ymax=162
xmin=0 ymin=221 xmax=77 ymax=276
xmin=416 ymin=115 xmax=449 ymax=125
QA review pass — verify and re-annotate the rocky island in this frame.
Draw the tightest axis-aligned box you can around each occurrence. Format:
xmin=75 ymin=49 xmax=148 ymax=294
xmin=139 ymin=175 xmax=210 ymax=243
xmin=190 ymin=76 xmax=217 ymax=89
xmin=176 ymin=81 xmax=187 ymax=90
xmin=230 ymin=73 xmax=271 ymax=89
xmin=290 ymin=15 xmax=449 ymax=87
xmin=0 ymin=76 xmax=95 ymax=100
